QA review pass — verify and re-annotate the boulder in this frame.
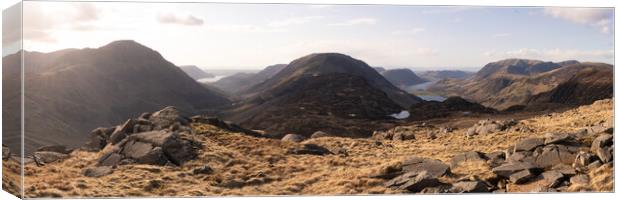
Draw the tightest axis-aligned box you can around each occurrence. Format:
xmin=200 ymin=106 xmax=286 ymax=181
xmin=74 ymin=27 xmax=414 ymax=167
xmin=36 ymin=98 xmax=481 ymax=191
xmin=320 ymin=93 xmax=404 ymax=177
xmin=310 ymin=131 xmax=330 ymax=138
xmin=514 ymin=138 xmax=544 ymax=152
xmin=287 ymin=144 xmax=332 ymax=156
xmin=450 ymin=181 xmax=489 ymax=193
xmin=466 ymin=119 xmax=515 ymax=136
xmin=83 ymin=127 xmax=115 ymax=151
xmin=160 ymin=134 xmax=198 ymax=165
xmin=595 ymin=147 xmax=613 ymax=163
xmin=149 ymin=106 xmax=189 ymax=130
xmin=97 ymin=152 xmax=123 ymax=167
xmin=401 ymin=156 xmax=450 ymax=178
xmin=450 ymin=151 xmax=487 ymax=168
xmin=534 ymin=145 xmax=578 ymax=168
xmin=83 ymin=166 xmax=113 ymax=177
xmin=281 ymin=134 xmax=305 ymax=143
xmin=33 ymin=151 xmax=69 ymax=164
xmin=109 ymin=119 xmax=136 ymax=144
xmin=484 ymin=151 xmax=506 ymax=168
xmin=492 ymin=162 xmax=540 ymax=178
xmin=573 ymin=151 xmax=597 ymax=168
xmin=591 ymin=134 xmax=613 ymax=152
xmin=509 ymin=169 xmax=535 ymax=184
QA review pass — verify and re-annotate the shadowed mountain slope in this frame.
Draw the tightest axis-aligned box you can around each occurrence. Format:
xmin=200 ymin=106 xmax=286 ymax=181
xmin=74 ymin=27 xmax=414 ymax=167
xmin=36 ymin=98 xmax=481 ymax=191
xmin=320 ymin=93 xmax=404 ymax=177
xmin=2 ymin=40 xmax=231 ymax=153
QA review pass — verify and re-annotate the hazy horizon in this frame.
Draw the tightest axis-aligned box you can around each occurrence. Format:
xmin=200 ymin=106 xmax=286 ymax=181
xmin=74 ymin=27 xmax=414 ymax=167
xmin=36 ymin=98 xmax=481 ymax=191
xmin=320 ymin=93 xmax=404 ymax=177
xmin=3 ymin=1 xmax=614 ymax=70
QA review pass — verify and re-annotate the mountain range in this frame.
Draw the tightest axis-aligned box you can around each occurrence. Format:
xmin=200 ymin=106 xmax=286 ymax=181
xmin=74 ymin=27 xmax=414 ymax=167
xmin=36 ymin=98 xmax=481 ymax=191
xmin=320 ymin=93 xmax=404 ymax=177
xmin=2 ymin=40 xmax=231 ymax=154
xmin=428 ymin=58 xmax=613 ymax=110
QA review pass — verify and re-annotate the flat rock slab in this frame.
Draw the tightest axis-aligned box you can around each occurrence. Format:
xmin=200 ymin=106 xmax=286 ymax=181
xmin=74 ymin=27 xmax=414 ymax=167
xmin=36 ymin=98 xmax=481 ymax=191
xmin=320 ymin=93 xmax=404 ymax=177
xmin=33 ymin=151 xmax=69 ymax=164
xmin=544 ymin=133 xmax=572 ymax=145
xmin=450 ymin=181 xmax=489 ymax=193
xmin=509 ymin=169 xmax=535 ymax=184
xmin=492 ymin=161 xmax=540 ymax=178
xmin=450 ymin=151 xmax=487 ymax=168
xmin=515 ymin=138 xmax=544 ymax=152
xmin=386 ymin=171 xmax=442 ymax=192
xmin=540 ymin=170 xmax=565 ymax=188
xmin=401 ymin=156 xmax=450 ymax=178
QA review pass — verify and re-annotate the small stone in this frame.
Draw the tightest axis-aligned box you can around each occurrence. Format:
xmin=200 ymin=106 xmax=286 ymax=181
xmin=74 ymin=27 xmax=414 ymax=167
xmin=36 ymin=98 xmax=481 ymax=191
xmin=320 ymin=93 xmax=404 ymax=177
xmin=569 ymin=174 xmax=589 ymax=185
xmin=281 ymin=134 xmax=305 ymax=143
xmin=144 ymin=180 xmax=162 ymax=192
xmin=84 ymin=166 xmax=113 ymax=177
xmin=310 ymin=131 xmax=330 ymax=138
xmin=192 ymin=165 xmax=214 ymax=174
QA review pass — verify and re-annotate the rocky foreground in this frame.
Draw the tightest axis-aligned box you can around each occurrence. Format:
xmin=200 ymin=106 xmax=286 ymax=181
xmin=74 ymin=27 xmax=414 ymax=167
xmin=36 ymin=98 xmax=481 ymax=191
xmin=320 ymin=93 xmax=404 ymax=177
xmin=2 ymin=99 xmax=614 ymax=197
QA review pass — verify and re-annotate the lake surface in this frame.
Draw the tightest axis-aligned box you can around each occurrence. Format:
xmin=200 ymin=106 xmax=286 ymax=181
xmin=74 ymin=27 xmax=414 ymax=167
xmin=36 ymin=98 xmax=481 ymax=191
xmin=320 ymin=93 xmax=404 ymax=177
xmin=418 ymin=95 xmax=446 ymax=102
xmin=198 ymin=75 xmax=228 ymax=83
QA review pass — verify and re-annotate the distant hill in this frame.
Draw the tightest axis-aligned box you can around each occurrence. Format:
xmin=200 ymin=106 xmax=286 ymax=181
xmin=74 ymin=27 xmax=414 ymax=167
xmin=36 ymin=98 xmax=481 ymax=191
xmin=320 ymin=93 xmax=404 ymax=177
xmin=2 ymin=40 xmax=231 ymax=154
xmin=179 ymin=65 xmax=215 ymax=80
xmin=211 ymin=64 xmax=287 ymax=95
xmin=418 ymin=70 xmax=474 ymax=81
xmin=224 ymin=53 xmax=422 ymax=138
xmin=428 ymin=59 xmax=612 ymax=110
xmin=380 ymin=68 xmax=428 ymax=88
xmin=373 ymin=67 xmax=386 ymax=73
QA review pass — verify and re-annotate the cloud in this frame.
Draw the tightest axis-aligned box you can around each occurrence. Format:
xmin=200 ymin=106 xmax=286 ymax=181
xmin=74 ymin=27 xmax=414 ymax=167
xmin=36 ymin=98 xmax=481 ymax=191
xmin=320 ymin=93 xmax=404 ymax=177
xmin=74 ymin=3 xmax=100 ymax=21
xmin=268 ymin=16 xmax=323 ymax=27
xmin=392 ymin=28 xmax=425 ymax=35
xmin=328 ymin=18 xmax=377 ymax=26
xmin=157 ymin=13 xmax=204 ymax=26
xmin=492 ymin=33 xmax=512 ymax=38
xmin=207 ymin=24 xmax=287 ymax=33
xmin=309 ymin=5 xmax=335 ymax=9
xmin=543 ymin=8 xmax=614 ymax=34
xmin=483 ymin=48 xmax=614 ymax=62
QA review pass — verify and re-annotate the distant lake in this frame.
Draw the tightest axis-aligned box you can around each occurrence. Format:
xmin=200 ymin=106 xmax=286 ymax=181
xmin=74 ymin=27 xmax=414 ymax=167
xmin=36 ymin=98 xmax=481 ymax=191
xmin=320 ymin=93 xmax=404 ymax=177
xmin=198 ymin=75 xmax=228 ymax=83
xmin=419 ymin=95 xmax=446 ymax=102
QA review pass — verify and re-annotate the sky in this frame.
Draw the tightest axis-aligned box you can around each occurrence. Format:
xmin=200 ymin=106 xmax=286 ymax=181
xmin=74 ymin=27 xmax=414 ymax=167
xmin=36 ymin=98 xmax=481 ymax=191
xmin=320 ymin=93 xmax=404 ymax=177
xmin=3 ymin=1 xmax=615 ymax=70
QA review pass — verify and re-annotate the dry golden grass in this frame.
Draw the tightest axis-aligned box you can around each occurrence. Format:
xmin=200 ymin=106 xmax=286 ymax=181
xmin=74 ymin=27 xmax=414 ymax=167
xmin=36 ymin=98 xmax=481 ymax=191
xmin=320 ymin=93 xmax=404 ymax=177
xmin=4 ymin=99 xmax=613 ymax=197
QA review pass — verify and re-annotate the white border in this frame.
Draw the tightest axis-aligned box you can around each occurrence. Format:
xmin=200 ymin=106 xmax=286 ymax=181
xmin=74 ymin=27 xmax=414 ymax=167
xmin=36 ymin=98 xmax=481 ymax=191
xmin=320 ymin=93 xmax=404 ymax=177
xmin=1 ymin=1 xmax=618 ymax=200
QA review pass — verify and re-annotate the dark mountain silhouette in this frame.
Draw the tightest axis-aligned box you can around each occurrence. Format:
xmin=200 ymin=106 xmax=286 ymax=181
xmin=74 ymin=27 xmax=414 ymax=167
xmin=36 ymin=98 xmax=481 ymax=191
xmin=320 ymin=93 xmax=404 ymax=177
xmin=428 ymin=59 xmax=612 ymax=110
xmin=2 ymin=40 xmax=231 ymax=154
xmin=244 ymin=53 xmax=422 ymax=108
xmin=179 ymin=65 xmax=214 ymax=80
xmin=380 ymin=68 xmax=428 ymax=88
xmin=224 ymin=53 xmax=422 ymax=138
xmin=211 ymin=64 xmax=287 ymax=95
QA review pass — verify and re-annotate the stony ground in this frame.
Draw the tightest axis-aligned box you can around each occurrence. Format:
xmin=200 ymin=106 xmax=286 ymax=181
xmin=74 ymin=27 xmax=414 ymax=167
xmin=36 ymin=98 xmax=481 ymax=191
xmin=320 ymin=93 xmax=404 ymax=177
xmin=2 ymin=99 xmax=614 ymax=197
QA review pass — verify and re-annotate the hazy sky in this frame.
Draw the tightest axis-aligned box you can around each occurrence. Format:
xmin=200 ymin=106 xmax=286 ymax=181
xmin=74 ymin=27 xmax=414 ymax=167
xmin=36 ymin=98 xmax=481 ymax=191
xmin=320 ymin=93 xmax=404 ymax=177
xmin=5 ymin=1 xmax=615 ymax=70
